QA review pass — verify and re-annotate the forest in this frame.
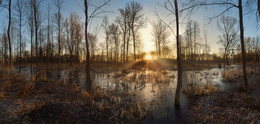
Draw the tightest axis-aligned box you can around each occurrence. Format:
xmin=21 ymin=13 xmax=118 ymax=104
xmin=0 ymin=0 xmax=260 ymax=123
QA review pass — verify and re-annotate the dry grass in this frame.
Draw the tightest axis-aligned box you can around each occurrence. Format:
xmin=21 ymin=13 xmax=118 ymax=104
xmin=0 ymin=72 xmax=149 ymax=123
xmin=222 ymin=69 xmax=254 ymax=82
xmin=182 ymin=82 xmax=219 ymax=98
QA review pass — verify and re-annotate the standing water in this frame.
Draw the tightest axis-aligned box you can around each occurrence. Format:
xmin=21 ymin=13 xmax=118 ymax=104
xmin=12 ymin=65 xmax=241 ymax=123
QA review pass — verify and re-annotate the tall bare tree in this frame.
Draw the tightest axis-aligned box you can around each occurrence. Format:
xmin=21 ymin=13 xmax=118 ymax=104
xmin=127 ymin=1 xmax=145 ymax=61
xmin=192 ymin=0 xmax=255 ymax=92
xmin=26 ymin=0 xmax=34 ymax=71
xmin=14 ymin=0 xmax=24 ymax=65
xmin=152 ymin=20 xmax=169 ymax=58
xmin=47 ymin=4 xmax=51 ymax=65
xmin=64 ymin=13 xmax=81 ymax=65
xmin=116 ymin=7 xmax=129 ymax=62
xmin=218 ymin=15 xmax=239 ymax=67
xmin=74 ymin=21 xmax=83 ymax=60
xmin=7 ymin=0 xmax=13 ymax=77
xmin=53 ymin=0 xmax=63 ymax=65
xmin=173 ymin=0 xmax=182 ymax=106
xmin=31 ymin=0 xmax=43 ymax=72
xmin=157 ymin=0 xmax=197 ymax=106
xmin=102 ymin=16 xmax=110 ymax=63
xmin=108 ymin=23 xmax=120 ymax=63
xmin=84 ymin=0 xmax=111 ymax=85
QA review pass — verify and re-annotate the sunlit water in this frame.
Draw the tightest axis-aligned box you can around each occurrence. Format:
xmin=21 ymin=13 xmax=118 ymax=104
xmin=11 ymin=65 xmax=243 ymax=123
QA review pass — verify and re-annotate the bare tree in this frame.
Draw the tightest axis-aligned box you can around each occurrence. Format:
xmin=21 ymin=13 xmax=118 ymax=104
xmin=7 ymin=0 xmax=13 ymax=77
xmin=14 ymin=0 xmax=24 ymax=66
xmin=108 ymin=23 xmax=120 ymax=63
xmin=88 ymin=33 xmax=97 ymax=62
xmin=0 ymin=0 xmax=13 ymax=75
xmin=191 ymin=0 xmax=255 ymax=92
xmin=116 ymin=7 xmax=130 ymax=62
xmin=127 ymin=1 xmax=145 ymax=61
xmin=218 ymin=15 xmax=239 ymax=67
xmin=53 ymin=0 xmax=63 ymax=65
xmin=74 ymin=21 xmax=83 ymax=60
xmin=152 ymin=20 xmax=169 ymax=58
xmin=84 ymin=0 xmax=111 ymax=85
xmin=102 ymin=16 xmax=110 ymax=63
xmin=47 ymin=4 xmax=51 ymax=65
xmin=31 ymin=0 xmax=43 ymax=72
xmin=157 ymin=0 xmax=197 ymax=106
xmin=26 ymin=0 xmax=34 ymax=71
xmin=203 ymin=25 xmax=210 ymax=61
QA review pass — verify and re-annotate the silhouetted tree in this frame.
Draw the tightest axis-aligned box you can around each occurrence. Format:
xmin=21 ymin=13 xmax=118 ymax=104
xmin=152 ymin=20 xmax=169 ymax=58
xmin=218 ymin=15 xmax=239 ymax=67
xmin=157 ymin=0 xmax=197 ymax=106
xmin=14 ymin=0 xmax=24 ymax=66
xmin=84 ymin=0 xmax=111 ymax=85
xmin=127 ymin=1 xmax=145 ymax=61
xmin=108 ymin=23 xmax=120 ymax=63
xmin=26 ymin=0 xmax=34 ymax=71
xmin=53 ymin=0 xmax=63 ymax=65
xmin=102 ymin=16 xmax=110 ymax=63
xmin=32 ymin=0 xmax=43 ymax=72
xmin=7 ymin=0 xmax=13 ymax=77
xmin=116 ymin=7 xmax=130 ymax=62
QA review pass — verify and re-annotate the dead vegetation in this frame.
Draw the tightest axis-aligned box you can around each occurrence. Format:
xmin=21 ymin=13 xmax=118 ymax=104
xmin=182 ymin=82 xmax=218 ymax=98
xmin=222 ymin=69 xmax=254 ymax=82
xmin=190 ymin=91 xmax=260 ymax=123
xmin=0 ymin=72 xmax=149 ymax=123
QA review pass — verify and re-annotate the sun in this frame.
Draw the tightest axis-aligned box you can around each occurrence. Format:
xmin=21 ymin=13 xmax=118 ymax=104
xmin=145 ymin=54 xmax=152 ymax=60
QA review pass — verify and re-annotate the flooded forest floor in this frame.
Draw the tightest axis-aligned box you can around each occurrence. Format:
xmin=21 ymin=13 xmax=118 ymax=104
xmin=0 ymin=60 xmax=259 ymax=123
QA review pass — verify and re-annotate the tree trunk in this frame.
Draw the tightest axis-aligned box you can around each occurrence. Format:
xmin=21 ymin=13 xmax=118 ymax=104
xmin=34 ymin=1 xmax=38 ymax=73
xmin=174 ymin=0 xmax=182 ymax=107
xmin=7 ymin=0 xmax=13 ymax=77
xmin=132 ymin=23 xmax=136 ymax=61
xmin=19 ymin=10 xmax=22 ymax=69
xmin=238 ymin=0 xmax=249 ymax=92
xmin=85 ymin=0 xmax=91 ymax=85
xmin=123 ymin=33 xmax=126 ymax=62
xmin=70 ymin=52 xmax=72 ymax=66
xmin=106 ymin=36 xmax=108 ymax=63
xmin=58 ymin=19 xmax=61 ymax=65
xmin=126 ymin=29 xmax=130 ymax=62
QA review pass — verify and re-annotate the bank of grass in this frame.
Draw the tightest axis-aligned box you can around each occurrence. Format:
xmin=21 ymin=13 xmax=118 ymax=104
xmin=0 ymin=73 xmax=148 ymax=123
xmin=222 ymin=69 xmax=254 ymax=82
xmin=182 ymin=82 xmax=219 ymax=98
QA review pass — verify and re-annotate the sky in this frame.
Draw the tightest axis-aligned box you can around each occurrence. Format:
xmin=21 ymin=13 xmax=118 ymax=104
xmin=0 ymin=0 xmax=259 ymax=56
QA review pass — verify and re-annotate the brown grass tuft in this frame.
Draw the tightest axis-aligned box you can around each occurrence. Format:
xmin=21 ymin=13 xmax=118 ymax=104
xmin=182 ymin=83 xmax=218 ymax=98
xmin=222 ymin=69 xmax=254 ymax=82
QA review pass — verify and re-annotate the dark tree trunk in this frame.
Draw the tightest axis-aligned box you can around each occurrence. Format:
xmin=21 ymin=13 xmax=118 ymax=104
xmin=132 ymin=28 xmax=136 ymax=61
xmin=33 ymin=1 xmax=38 ymax=73
xmin=106 ymin=36 xmax=108 ymax=63
xmin=174 ymin=0 xmax=182 ymax=107
xmin=84 ymin=0 xmax=91 ymax=85
xmin=19 ymin=9 xmax=22 ymax=70
xmin=126 ymin=28 xmax=130 ymax=62
xmin=238 ymin=0 xmax=249 ymax=92
xmin=7 ymin=0 xmax=13 ymax=77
